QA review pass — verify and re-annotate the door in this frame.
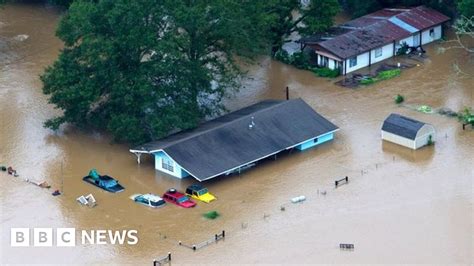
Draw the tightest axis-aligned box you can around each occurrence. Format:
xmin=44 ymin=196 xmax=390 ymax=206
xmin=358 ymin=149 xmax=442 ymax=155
xmin=413 ymin=33 xmax=420 ymax=47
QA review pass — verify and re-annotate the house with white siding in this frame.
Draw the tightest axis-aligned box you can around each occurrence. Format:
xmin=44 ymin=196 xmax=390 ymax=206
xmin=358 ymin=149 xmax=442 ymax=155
xmin=299 ymin=6 xmax=450 ymax=75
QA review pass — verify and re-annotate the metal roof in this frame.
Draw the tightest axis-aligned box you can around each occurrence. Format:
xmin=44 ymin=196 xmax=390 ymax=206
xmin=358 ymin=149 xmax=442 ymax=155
xmin=316 ymin=20 xmax=410 ymax=59
xmin=301 ymin=6 xmax=449 ymax=59
xmin=382 ymin=113 xmax=426 ymax=140
xmin=389 ymin=17 xmax=419 ymax=33
xmin=131 ymin=99 xmax=339 ymax=181
xmin=395 ymin=6 xmax=450 ymax=31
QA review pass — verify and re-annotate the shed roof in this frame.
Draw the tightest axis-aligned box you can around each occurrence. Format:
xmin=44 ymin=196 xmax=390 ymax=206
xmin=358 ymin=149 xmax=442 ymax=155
xmin=382 ymin=113 xmax=426 ymax=140
xmin=131 ymin=99 xmax=339 ymax=181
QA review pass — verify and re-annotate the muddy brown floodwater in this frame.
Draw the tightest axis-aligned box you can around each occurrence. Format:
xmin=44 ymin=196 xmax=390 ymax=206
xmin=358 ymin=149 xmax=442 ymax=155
xmin=1 ymin=3 xmax=473 ymax=265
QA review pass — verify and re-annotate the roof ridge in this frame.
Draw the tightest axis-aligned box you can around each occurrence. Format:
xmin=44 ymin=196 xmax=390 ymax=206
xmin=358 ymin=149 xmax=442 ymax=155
xmin=151 ymin=99 xmax=295 ymax=151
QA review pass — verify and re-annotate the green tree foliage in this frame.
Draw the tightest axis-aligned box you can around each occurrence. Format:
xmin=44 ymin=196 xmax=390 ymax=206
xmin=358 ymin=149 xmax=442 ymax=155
xmin=458 ymin=0 xmax=474 ymax=17
xmin=261 ymin=0 xmax=339 ymax=54
xmin=341 ymin=0 xmax=380 ymax=18
xmin=42 ymin=0 xmax=266 ymax=144
xmin=51 ymin=0 xmax=75 ymax=8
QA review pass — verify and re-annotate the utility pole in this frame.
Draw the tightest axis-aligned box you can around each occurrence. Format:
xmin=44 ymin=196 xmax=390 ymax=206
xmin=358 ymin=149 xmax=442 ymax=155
xmin=60 ymin=162 xmax=64 ymax=195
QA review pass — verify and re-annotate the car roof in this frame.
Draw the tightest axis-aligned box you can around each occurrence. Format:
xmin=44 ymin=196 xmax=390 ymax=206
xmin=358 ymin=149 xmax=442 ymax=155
xmin=164 ymin=190 xmax=185 ymax=198
xmin=187 ymin=184 xmax=205 ymax=191
xmin=140 ymin=193 xmax=164 ymax=202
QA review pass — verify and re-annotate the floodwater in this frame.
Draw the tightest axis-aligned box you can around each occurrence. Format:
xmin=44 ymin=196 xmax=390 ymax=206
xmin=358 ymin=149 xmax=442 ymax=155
xmin=1 ymin=3 xmax=473 ymax=265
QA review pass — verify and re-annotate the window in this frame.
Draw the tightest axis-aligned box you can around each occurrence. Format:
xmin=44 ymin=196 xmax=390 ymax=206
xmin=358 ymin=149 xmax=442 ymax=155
xmin=349 ymin=56 xmax=357 ymax=67
xmin=375 ymin=48 xmax=382 ymax=58
xmin=321 ymin=56 xmax=328 ymax=67
xmin=162 ymin=157 xmax=174 ymax=172
xmin=429 ymin=28 xmax=434 ymax=38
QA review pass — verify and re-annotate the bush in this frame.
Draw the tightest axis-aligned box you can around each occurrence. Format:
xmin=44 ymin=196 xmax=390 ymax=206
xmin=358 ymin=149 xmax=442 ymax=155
xmin=396 ymin=42 xmax=409 ymax=55
xmin=312 ymin=67 xmax=340 ymax=78
xmin=394 ymin=94 xmax=404 ymax=104
xmin=427 ymin=135 xmax=434 ymax=146
xmin=274 ymin=49 xmax=291 ymax=65
xmin=458 ymin=107 xmax=474 ymax=125
xmin=291 ymin=51 xmax=311 ymax=70
xmin=203 ymin=211 xmax=220 ymax=220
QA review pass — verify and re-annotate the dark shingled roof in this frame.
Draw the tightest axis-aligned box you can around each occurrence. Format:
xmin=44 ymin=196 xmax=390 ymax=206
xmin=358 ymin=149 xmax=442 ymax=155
xmin=132 ymin=99 xmax=338 ymax=181
xmin=382 ymin=113 xmax=426 ymax=140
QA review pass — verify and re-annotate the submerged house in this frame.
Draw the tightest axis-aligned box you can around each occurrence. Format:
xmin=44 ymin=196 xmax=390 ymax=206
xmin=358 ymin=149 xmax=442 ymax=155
xmin=381 ymin=113 xmax=436 ymax=150
xmin=299 ymin=6 xmax=450 ymax=75
xmin=130 ymin=99 xmax=339 ymax=182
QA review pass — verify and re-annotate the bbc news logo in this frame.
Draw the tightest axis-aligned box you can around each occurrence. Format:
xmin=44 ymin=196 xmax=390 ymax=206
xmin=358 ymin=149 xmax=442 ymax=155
xmin=11 ymin=228 xmax=138 ymax=247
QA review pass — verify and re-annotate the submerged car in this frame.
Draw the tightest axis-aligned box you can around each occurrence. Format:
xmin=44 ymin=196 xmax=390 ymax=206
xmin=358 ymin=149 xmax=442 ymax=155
xmin=163 ymin=188 xmax=196 ymax=208
xmin=83 ymin=169 xmax=124 ymax=193
xmin=130 ymin=193 xmax=166 ymax=208
xmin=185 ymin=184 xmax=216 ymax=203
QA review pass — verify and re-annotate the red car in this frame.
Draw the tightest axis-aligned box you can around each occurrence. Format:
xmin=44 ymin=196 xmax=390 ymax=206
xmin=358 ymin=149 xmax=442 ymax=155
xmin=163 ymin=188 xmax=196 ymax=208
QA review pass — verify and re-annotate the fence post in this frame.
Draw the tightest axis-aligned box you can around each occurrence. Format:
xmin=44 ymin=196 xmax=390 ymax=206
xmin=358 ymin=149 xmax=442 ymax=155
xmin=222 ymin=230 xmax=225 ymax=238
xmin=168 ymin=252 xmax=171 ymax=262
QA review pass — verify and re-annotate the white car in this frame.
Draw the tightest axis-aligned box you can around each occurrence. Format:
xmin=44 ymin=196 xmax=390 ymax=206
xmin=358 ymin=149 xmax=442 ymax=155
xmin=130 ymin=193 xmax=166 ymax=208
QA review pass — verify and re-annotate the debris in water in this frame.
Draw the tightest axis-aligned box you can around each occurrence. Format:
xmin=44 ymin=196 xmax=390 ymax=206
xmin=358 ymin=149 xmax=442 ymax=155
xmin=417 ymin=105 xmax=433 ymax=113
xmin=340 ymin=243 xmax=354 ymax=250
xmin=7 ymin=166 xmax=18 ymax=177
xmin=76 ymin=194 xmax=97 ymax=207
xmin=13 ymin=34 xmax=29 ymax=42
xmin=291 ymin=195 xmax=306 ymax=203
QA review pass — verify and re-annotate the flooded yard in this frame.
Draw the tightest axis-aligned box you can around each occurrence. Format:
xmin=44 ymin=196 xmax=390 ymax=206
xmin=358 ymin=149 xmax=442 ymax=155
xmin=1 ymin=3 xmax=473 ymax=265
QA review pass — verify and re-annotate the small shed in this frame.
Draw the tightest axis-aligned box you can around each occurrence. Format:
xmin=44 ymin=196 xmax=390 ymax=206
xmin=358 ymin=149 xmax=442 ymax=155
xmin=381 ymin=113 xmax=435 ymax=150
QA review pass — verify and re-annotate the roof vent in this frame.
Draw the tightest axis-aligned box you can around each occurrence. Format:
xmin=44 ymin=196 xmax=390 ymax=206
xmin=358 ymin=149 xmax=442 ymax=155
xmin=248 ymin=116 xmax=256 ymax=129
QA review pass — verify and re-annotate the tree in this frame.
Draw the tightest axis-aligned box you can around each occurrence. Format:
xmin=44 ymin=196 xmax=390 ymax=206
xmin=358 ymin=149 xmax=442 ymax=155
xmin=261 ymin=0 xmax=339 ymax=55
xmin=42 ymin=0 xmax=266 ymax=144
xmin=341 ymin=0 xmax=380 ymax=18
xmin=458 ymin=0 xmax=474 ymax=17
xmin=439 ymin=16 xmax=473 ymax=55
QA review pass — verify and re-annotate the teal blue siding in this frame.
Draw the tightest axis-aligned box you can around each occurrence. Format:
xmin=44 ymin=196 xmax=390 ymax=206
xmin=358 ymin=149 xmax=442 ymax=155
xmin=295 ymin=132 xmax=334 ymax=151
xmin=153 ymin=151 xmax=189 ymax=178
xmin=181 ymin=168 xmax=190 ymax=178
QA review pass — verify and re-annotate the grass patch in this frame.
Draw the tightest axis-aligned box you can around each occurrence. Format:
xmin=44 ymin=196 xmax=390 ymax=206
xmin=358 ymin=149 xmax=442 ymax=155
xmin=360 ymin=69 xmax=401 ymax=86
xmin=312 ymin=67 xmax=340 ymax=78
xmin=203 ymin=211 xmax=220 ymax=220
xmin=377 ymin=69 xmax=401 ymax=80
